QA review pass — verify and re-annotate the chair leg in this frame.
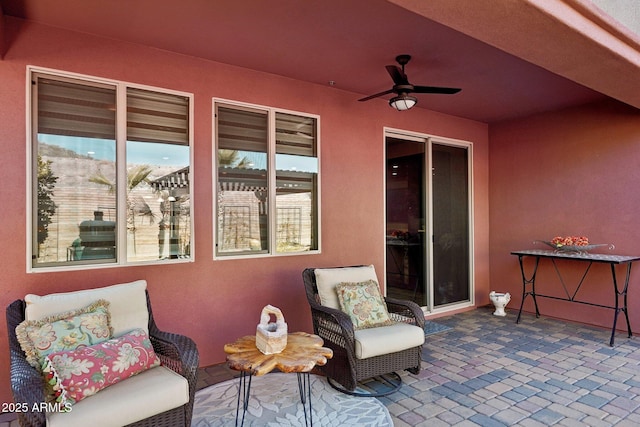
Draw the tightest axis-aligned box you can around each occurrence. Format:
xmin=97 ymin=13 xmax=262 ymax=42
xmin=407 ymin=365 xmax=421 ymax=375
xmin=326 ymin=372 xmax=402 ymax=397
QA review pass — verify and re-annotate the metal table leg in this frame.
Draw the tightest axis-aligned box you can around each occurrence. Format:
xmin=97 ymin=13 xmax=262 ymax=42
xmin=235 ymin=370 xmax=252 ymax=427
xmin=235 ymin=371 xmax=314 ymax=426
xmin=516 ymin=255 xmax=540 ymax=323
xmin=297 ymin=372 xmax=313 ymax=426
xmin=610 ymin=263 xmax=634 ymax=346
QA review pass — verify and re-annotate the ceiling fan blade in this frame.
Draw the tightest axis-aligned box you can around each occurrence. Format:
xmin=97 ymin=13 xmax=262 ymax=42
xmin=413 ymin=85 xmax=461 ymax=94
xmin=358 ymin=89 xmax=394 ymax=102
xmin=385 ymin=65 xmax=408 ymax=85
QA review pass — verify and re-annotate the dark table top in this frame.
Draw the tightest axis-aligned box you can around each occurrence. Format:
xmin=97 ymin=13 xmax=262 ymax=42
xmin=511 ymin=249 xmax=640 ymax=264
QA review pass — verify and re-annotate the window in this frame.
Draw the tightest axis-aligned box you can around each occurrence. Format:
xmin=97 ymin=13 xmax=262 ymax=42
xmin=29 ymin=69 xmax=193 ymax=270
xmin=214 ymin=102 xmax=319 ymax=257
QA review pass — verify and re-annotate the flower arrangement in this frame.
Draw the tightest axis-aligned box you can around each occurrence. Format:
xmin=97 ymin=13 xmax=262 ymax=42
xmin=550 ymin=235 xmax=589 ymax=248
xmin=536 ymin=235 xmax=613 ymax=254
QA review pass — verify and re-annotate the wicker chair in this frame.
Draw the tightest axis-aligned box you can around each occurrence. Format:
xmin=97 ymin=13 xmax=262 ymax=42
xmin=302 ymin=266 xmax=425 ymax=396
xmin=6 ymin=290 xmax=199 ymax=427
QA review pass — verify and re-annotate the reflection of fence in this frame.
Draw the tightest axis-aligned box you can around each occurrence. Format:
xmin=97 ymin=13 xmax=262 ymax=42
xmin=36 ymin=152 xmax=193 ymax=264
xmin=221 ymin=206 xmax=251 ymax=250
xmin=40 ymin=185 xmax=116 ymax=263
xmin=277 ymin=207 xmax=302 ymax=245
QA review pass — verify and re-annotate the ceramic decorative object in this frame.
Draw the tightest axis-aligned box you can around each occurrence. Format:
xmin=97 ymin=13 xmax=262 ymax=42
xmin=256 ymin=305 xmax=288 ymax=354
xmin=489 ymin=291 xmax=511 ymax=317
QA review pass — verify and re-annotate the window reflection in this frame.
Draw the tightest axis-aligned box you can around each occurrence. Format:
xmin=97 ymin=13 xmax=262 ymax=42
xmin=31 ymin=73 xmax=192 ymax=268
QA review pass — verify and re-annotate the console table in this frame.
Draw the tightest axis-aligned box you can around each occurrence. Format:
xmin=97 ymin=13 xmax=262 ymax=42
xmin=511 ymin=249 xmax=640 ymax=346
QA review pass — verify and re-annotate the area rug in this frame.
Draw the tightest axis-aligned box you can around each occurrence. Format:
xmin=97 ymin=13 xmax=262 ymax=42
xmin=424 ymin=320 xmax=453 ymax=336
xmin=192 ymin=372 xmax=393 ymax=426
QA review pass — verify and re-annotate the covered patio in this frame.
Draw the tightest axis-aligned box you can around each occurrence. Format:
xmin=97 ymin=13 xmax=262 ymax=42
xmin=195 ymin=308 xmax=640 ymax=426
xmin=2 ymin=0 xmax=640 ymax=424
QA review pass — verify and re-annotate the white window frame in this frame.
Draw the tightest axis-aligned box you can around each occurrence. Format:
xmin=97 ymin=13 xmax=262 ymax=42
xmin=212 ymin=98 xmax=321 ymax=259
xmin=27 ymin=66 xmax=195 ymax=272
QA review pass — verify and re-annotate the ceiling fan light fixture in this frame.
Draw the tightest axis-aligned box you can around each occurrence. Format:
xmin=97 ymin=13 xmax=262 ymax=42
xmin=389 ymin=94 xmax=417 ymax=111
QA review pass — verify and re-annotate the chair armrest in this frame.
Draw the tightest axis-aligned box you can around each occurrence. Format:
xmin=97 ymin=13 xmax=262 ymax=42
xmin=145 ymin=291 xmax=199 ymax=381
xmin=7 ymin=300 xmax=47 ymax=427
xmin=148 ymin=326 xmax=199 ymax=427
xmin=9 ymin=351 xmax=47 ymax=427
xmin=308 ymin=301 xmax=356 ymax=348
xmin=384 ymin=297 xmax=426 ymax=329
xmin=148 ymin=327 xmax=199 ymax=380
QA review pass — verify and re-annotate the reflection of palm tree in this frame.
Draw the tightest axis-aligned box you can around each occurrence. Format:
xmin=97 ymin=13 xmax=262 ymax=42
xmin=89 ymin=165 xmax=156 ymax=252
xmin=218 ymin=149 xmax=251 ymax=168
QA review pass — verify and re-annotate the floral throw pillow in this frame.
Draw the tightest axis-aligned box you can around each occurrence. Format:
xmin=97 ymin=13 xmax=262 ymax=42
xmin=16 ymin=300 xmax=112 ymax=370
xmin=336 ymin=280 xmax=395 ymax=330
xmin=42 ymin=328 xmax=160 ymax=406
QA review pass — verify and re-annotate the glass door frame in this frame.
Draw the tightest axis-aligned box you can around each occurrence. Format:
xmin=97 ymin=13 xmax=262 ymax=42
xmin=383 ymin=128 xmax=475 ymax=315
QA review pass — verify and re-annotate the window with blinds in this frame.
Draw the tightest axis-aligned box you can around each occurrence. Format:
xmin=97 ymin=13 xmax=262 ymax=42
xmin=214 ymin=102 xmax=319 ymax=257
xmin=127 ymin=87 xmax=189 ymax=145
xmin=30 ymin=69 xmax=193 ymax=270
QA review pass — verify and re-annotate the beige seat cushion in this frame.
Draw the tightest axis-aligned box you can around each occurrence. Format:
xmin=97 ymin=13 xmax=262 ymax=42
xmin=46 ymin=366 xmax=189 ymax=427
xmin=314 ymin=265 xmax=379 ymax=310
xmin=24 ymin=280 xmax=149 ymax=336
xmin=354 ymin=322 xmax=425 ymax=359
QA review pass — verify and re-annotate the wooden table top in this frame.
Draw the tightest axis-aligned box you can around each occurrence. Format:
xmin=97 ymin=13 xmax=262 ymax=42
xmin=224 ymin=332 xmax=333 ymax=376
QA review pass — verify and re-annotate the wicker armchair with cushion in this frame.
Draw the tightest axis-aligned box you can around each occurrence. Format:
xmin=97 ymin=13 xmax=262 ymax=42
xmin=6 ymin=280 xmax=199 ymax=427
xmin=302 ymin=265 xmax=425 ymax=396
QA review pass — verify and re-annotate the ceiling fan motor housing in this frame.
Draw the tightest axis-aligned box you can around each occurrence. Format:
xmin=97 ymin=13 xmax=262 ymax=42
xmin=396 ymin=54 xmax=411 ymax=67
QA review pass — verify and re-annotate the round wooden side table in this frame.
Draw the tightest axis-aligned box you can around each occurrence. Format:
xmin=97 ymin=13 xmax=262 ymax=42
xmin=224 ymin=332 xmax=333 ymax=426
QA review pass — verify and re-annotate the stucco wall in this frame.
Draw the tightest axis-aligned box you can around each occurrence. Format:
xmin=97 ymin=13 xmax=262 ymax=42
xmin=489 ymin=99 xmax=640 ymax=332
xmin=0 ymin=17 xmax=489 ymax=403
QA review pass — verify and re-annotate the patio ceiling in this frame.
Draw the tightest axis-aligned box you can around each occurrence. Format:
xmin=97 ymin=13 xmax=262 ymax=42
xmin=1 ymin=0 xmax=638 ymax=123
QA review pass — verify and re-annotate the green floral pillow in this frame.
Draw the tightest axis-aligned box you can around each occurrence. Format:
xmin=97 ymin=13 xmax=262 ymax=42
xmin=336 ymin=280 xmax=395 ymax=330
xmin=16 ymin=299 xmax=112 ymax=370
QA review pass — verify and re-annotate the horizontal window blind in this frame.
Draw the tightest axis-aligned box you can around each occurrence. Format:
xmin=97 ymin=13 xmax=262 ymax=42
xmin=217 ymin=106 xmax=268 ymax=152
xmin=275 ymin=112 xmax=316 ymax=157
xmin=127 ymin=88 xmax=189 ymax=145
xmin=36 ymin=77 xmax=116 ymax=140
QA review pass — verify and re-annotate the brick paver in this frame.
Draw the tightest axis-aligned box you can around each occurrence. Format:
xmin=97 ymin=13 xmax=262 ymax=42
xmin=187 ymin=306 xmax=640 ymax=426
xmin=389 ymin=307 xmax=640 ymax=425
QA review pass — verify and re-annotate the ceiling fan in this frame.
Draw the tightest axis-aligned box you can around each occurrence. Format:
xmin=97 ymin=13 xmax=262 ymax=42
xmin=358 ymin=54 xmax=461 ymax=110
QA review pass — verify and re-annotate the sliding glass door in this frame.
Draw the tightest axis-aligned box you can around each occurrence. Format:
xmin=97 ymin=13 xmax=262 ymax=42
xmin=385 ymin=138 xmax=427 ymax=305
xmin=432 ymin=143 xmax=470 ymax=307
xmin=385 ymin=133 xmax=472 ymax=311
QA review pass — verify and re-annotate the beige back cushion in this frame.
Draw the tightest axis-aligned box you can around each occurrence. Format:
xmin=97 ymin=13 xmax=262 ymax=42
xmin=314 ymin=265 xmax=379 ymax=310
xmin=25 ymin=280 xmax=149 ymax=337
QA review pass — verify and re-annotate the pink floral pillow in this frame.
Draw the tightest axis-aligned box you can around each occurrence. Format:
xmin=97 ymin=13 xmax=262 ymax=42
xmin=42 ymin=328 xmax=160 ymax=406
xmin=16 ymin=300 xmax=112 ymax=369
xmin=336 ymin=280 xmax=395 ymax=330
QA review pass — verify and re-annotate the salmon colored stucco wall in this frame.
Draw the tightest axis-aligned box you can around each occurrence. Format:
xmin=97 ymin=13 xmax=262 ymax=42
xmin=489 ymin=99 xmax=640 ymax=331
xmin=0 ymin=18 xmax=489 ymax=403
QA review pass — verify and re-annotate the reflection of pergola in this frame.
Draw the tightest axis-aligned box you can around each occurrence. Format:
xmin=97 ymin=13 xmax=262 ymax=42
xmin=151 ymin=166 xmax=314 ymax=193
xmin=150 ymin=166 xmax=190 ymax=195
xmin=218 ymin=166 xmax=315 ymax=192
xmin=216 ymin=166 xmax=316 ymax=251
